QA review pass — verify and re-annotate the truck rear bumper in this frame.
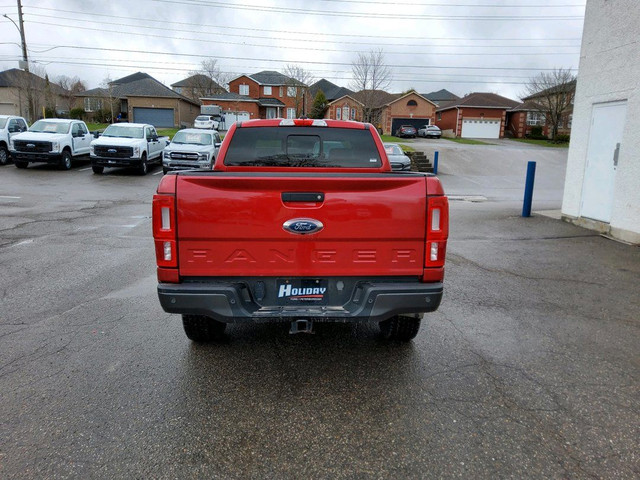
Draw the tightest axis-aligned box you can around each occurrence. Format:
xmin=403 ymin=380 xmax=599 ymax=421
xmin=157 ymin=280 xmax=443 ymax=323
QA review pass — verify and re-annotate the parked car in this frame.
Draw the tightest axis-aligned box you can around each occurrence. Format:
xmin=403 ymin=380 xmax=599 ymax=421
xmin=0 ymin=115 xmax=28 ymax=165
xmin=193 ymin=115 xmax=220 ymax=130
xmin=383 ymin=143 xmax=411 ymax=171
xmin=10 ymin=119 xmax=92 ymax=170
xmin=90 ymin=123 xmax=169 ymax=175
xmin=395 ymin=125 xmax=417 ymax=138
xmin=162 ymin=128 xmax=222 ymax=174
xmin=418 ymin=125 xmax=442 ymax=139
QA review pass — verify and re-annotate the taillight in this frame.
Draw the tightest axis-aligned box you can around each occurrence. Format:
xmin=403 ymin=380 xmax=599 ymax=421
xmin=425 ymin=195 xmax=449 ymax=269
xmin=153 ymin=194 xmax=177 ymax=269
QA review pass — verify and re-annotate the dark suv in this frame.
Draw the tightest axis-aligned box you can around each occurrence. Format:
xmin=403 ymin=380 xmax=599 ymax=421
xmin=395 ymin=125 xmax=417 ymax=138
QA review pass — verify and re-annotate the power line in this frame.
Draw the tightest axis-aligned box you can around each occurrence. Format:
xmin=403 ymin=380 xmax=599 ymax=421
xmin=151 ymin=0 xmax=584 ymax=20
xmin=25 ymin=20 xmax=581 ymax=57
xmin=24 ymin=6 xmax=583 ymax=43
xmin=316 ymin=0 xmax=585 ymax=6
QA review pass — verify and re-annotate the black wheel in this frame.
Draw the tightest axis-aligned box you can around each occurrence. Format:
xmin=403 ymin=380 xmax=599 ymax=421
xmin=379 ymin=315 xmax=421 ymax=342
xmin=59 ymin=150 xmax=72 ymax=170
xmin=15 ymin=160 xmax=28 ymax=169
xmin=138 ymin=153 xmax=148 ymax=175
xmin=0 ymin=145 xmax=9 ymax=165
xmin=92 ymin=165 xmax=104 ymax=174
xmin=182 ymin=314 xmax=226 ymax=342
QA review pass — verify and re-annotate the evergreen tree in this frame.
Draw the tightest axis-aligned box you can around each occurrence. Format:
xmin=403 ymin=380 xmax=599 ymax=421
xmin=310 ymin=90 xmax=327 ymax=119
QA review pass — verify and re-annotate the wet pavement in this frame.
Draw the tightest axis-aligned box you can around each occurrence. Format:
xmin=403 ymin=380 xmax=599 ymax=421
xmin=0 ymin=152 xmax=638 ymax=478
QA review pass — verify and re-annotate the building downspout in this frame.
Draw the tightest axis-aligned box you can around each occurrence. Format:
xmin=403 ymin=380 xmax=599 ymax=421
xmin=456 ymin=107 xmax=460 ymax=137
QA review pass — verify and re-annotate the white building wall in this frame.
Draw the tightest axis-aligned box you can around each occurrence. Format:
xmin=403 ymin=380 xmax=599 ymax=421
xmin=561 ymin=0 xmax=640 ymax=244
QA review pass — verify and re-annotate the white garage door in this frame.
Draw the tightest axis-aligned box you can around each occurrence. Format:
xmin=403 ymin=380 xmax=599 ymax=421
xmin=461 ymin=118 xmax=501 ymax=139
xmin=221 ymin=112 xmax=250 ymax=130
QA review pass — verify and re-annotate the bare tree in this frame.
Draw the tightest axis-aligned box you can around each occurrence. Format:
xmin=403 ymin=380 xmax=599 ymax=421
xmin=284 ymin=64 xmax=314 ymax=117
xmin=522 ymin=68 xmax=576 ymax=140
xmin=185 ymin=59 xmax=232 ymax=101
xmin=350 ymin=49 xmax=392 ymax=124
xmin=56 ymin=75 xmax=86 ymax=112
xmin=9 ymin=63 xmax=48 ymax=121
xmin=100 ymin=76 xmax=118 ymax=123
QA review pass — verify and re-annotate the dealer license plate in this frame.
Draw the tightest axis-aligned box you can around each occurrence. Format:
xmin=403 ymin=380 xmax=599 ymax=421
xmin=276 ymin=279 xmax=329 ymax=305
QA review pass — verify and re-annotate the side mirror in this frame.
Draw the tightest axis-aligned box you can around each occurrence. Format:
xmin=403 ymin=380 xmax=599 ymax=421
xmin=214 ymin=142 xmax=221 ymax=148
xmin=151 ymin=135 xmax=158 ymax=142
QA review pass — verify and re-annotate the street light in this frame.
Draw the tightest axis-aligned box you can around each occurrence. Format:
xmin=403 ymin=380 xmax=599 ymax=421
xmin=3 ymin=12 xmax=29 ymax=72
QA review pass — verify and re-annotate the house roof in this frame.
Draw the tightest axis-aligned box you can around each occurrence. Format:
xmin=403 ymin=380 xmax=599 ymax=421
xmin=231 ymin=70 xmax=307 ymax=87
xmin=257 ymin=97 xmax=286 ymax=107
xmin=509 ymin=99 xmax=542 ymax=112
xmin=171 ymin=74 xmax=223 ymax=90
xmin=522 ymin=79 xmax=576 ymax=101
xmin=351 ymin=90 xmax=399 ymax=108
xmin=327 ymin=94 xmax=364 ymax=106
xmin=76 ymin=72 xmax=199 ymax=106
xmin=421 ymin=89 xmax=460 ymax=105
xmin=436 ymin=92 xmax=519 ymax=111
xmin=388 ymin=91 xmax=438 ymax=108
xmin=309 ymin=79 xmax=354 ymax=102
xmin=0 ymin=69 xmax=66 ymax=95
xmin=201 ymin=92 xmax=259 ymax=102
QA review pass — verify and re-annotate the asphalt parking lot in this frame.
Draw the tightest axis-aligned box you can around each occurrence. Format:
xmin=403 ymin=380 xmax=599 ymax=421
xmin=0 ymin=148 xmax=638 ymax=479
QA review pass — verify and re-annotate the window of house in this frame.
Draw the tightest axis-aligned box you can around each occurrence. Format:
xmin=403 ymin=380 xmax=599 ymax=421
xmin=287 ymin=86 xmax=297 ymax=97
xmin=437 ymin=112 xmax=442 ymax=121
xmin=264 ymin=86 xmax=272 ymax=95
xmin=343 ymin=106 xmax=349 ymax=120
xmin=336 ymin=107 xmax=341 ymax=120
xmin=526 ymin=111 xmax=545 ymax=126
xmin=239 ymin=84 xmax=249 ymax=96
xmin=351 ymin=108 xmax=356 ymax=120
xmin=568 ymin=114 xmax=573 ymax=129
xmin=175 ymin=87 xmax=182 ymax=94
xmin=558 ymin=116 xmax=564 ymax=129
xmin=84 ymin=97 xmax=102 ymax=112
xmin=407 ymin=100 xmax=418 ymax=107
xmin=279 ymin=86 xmax=284 ymax=97
xmin=287 ymin=108 xmax=296 ymax=119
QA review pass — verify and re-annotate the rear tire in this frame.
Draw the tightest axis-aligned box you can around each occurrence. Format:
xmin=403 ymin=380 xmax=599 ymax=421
xmin=182 ymin=314 xmax=226 ymax=342
xmin=59 ymin=150 xmax=72 ymax=170
xmin=379 ymin=315 xmax=421 ymax=342
xmin=15 ymin=160 xmax=28 ymax=169
xmin=0 ymin=145 xmax=9 ymax=165
xmin=92 ymin=165 xmax=104 ymax=174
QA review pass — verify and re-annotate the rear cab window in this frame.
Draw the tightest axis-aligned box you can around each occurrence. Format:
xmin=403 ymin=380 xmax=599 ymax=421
xmin=223 ymin=126 xmax=382 ymax=168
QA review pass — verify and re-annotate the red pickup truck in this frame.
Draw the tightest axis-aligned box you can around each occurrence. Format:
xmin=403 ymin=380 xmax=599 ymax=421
xmin=153 ymin=119 xmax=448 ymax=342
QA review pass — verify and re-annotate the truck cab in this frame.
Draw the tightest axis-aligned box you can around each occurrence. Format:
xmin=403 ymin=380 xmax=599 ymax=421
xmin=0 ymin=115 xmax=28 ymax=165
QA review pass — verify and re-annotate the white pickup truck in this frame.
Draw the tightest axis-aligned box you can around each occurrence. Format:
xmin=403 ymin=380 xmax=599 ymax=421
xmin=9 ymin=118 xmax=92 ymax=170
xmin=162 ymin=128 xmax=222 ymax=174
xmin=90 ymin=123 xmax=169 ymax=175
xmin=0 ymin=115 xmax=28 ymax=165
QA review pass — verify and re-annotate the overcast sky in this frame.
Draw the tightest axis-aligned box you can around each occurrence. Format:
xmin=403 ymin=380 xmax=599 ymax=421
xmin=0 ymin=0 xmax=586 ymax=100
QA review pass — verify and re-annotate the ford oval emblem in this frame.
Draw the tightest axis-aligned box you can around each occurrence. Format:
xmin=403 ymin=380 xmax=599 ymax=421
xmin=283 ymin=218 xmax=324 ymax=235
xmin=26 ymin=143 xmax=35 ymax=148
xmin=108 ymin=149 xmax=117 ymax=153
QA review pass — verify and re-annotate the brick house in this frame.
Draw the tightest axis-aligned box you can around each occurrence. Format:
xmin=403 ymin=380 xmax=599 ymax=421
xmin=171 ymin=74 xmax=225 ymax=103
xmin=76 ymin=72 xmax=200 ymax=127
xmin=0 ymin=69 xmax=68 ymax=121
xmin=352 ymin=90 xmax=437 ymax=134
xmin=207 ymin=71 xmax=308 ymax=120
xmin=435 ymin=92 xmax=519 ymax=139
xmin=507 ymin=81 xmax=576 ymax=138
xmin=324 ymin=95 xmax=363 ymax=121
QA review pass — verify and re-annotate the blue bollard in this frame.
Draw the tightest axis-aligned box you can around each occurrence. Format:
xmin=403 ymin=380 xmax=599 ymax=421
xmin=522 ymin=161 xmax=537 ymax=217
xmin=433 ymin=150 xmax=439 ymax=175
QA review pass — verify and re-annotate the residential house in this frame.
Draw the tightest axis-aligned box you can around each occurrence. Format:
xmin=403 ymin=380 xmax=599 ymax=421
xmin=351 ymin=90 xmax=438 ymax=134
xmin=202 ymin=71 xmax=309 ymax=121
xmin=561 ymin=0 xmax=639 ymax=244
xmin=507 ymin=80 xmax=576 ymax=139
xmin=76 ymin=72 xmax=200 ymax=127
xmin=309 ymin=79 xmax=354 ymax=103
xmin=435 ymin=92 xmax=519 ymax=139
xmin=171 ymin=74 xmax=225 ymax=103
xmin=421 ymin=89 xmax=460 ymax=107
xmin=324 ymin=95 xmax=364 ymax=122
xmin=0 ymin=68 xmax=68 ymax=121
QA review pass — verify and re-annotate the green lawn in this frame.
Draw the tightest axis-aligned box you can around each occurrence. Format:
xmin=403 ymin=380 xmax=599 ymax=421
xmin=443 ymin=137 xmax=494 ymax=145
xmin=379 ymin=135 xmax=415 ymax=152
xmin=86 ymin=123 xmax=179 ymax=139
xmin=509 ymin=138 xmax=570 ymax=148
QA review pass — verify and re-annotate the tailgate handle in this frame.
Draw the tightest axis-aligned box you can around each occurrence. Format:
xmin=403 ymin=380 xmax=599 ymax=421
xmin=282 ymin=192 xmax=324 ymax=202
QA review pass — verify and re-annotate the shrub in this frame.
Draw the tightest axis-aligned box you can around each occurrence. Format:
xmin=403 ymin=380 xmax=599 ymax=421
xmin=44 ymin=107 xmax=56 ymax=119
xmin=554 ymin=134 xmax=570 ymax=143
xmin=530 ymin=125 xmax=543 ymax=137
xmin=94 ymin=108 xmax=113 ymax=123
xmin=69 ymin=108 xmax=85 ymax=120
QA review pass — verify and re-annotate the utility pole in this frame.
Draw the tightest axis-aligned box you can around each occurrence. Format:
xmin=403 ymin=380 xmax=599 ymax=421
xmin=16 ymin=0 xmax=28 ymax=72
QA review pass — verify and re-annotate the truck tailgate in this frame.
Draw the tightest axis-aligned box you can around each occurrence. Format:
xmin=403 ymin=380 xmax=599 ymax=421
xmin=175 ymin=173 xmax=427 ymax=277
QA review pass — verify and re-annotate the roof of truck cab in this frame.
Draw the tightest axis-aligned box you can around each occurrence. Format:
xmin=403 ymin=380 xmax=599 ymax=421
xmin=237 ymin=119 xmax=369 ymax=129
xmin=107 ymin=122 xmax=150 ymax=128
